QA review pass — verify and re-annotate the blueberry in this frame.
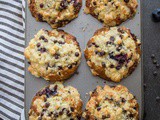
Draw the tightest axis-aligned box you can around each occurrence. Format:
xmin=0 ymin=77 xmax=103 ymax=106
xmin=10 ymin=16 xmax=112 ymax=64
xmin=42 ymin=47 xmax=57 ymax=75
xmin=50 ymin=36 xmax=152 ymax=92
xmin=152 ymin=8 xmax=160 ymax=22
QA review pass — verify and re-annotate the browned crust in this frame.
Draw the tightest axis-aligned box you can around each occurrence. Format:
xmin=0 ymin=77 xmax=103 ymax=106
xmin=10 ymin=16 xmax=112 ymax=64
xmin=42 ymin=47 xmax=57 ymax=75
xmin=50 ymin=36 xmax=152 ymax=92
xmin=83 ymin=85 xmax=139 ymax=120
xmin=84 ymin=27 xmax=141 ymax=82
xmin=26 ymin=29 xmax=81 ymax=82
xmin=85 ymin=0 xmax=138 ymax=26
xmin=29 ymin=0 xmax=82 ymax=28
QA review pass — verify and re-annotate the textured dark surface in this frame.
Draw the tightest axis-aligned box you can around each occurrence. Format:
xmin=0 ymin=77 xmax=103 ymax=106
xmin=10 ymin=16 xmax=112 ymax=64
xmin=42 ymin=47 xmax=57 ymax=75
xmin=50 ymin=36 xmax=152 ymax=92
xmin=143 ymin=0 xmax=160 ymax=120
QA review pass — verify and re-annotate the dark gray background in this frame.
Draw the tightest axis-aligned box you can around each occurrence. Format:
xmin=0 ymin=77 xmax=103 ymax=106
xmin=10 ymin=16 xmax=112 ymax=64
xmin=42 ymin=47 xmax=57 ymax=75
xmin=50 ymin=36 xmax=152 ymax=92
xmin=143 ymin=0 xmax=160 ymax=120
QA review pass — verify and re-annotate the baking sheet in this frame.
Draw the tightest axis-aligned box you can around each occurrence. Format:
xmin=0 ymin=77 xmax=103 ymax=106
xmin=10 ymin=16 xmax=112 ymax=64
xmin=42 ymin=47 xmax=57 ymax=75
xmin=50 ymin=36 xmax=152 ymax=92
xmin=25 ymin=0 xmax=143 ymax=119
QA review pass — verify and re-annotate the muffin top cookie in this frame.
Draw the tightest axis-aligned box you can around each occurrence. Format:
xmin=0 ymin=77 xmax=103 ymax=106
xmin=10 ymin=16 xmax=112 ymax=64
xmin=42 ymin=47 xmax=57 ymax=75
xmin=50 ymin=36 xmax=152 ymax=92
xmin=83 ymin=85 xmax=139 ymax=120
xmin=29 ymin=82 xmax=83 ymax=120
xmin=85 ymin=0 xmax=138 ymax=26
xmin=84 ymin=27 xmax=141 ymax=82
xmin=24 ymin=29 xmax=81 ymax=81
xmin=29 ymin=0 xmax=82 ymax=28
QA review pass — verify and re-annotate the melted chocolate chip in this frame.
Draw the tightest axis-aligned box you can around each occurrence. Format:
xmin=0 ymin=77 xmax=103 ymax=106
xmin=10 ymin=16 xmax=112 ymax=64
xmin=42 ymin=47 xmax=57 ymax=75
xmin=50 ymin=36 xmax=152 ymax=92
xmin=40 ymin=3 xmax=44 ymax=8
xmin=39 ymin=36 xmax=48 ymax=42
xmin=75 ymin=52 xmax=79 ymax=57
xmin=37 ymin=43 xmax=41 ymax=47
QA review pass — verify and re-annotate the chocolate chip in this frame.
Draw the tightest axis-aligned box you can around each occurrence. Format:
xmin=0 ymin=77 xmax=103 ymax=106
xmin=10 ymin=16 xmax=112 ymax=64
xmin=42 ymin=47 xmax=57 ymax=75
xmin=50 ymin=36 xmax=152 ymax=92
xmin=75 ymin=52 xmax=79 ymax=57
xmin=58 ymin=41 xmax=65 ymax=44
xmin=156 ymin=63 xmax=160 ymax=68
xmin=119 ymin=35 xmax=123 ymax=39
xmin=59 ymin=0 xmax=68 ymax=10
xmin=40 ymin=3 xmax=44 ymax=8
xmin=124 ymin=0 xmax=129 ymax=3
xmin=117 ymin=28 xmax=124 ymax=34
xmin=54 ymin=85 xmax=58 ymax=91
xmin=38 ymin=14 xmax=43 ymax=21
xmin=58 ymin=66 xmax=63 ymax=70
xmin=37 ymin=43 xmax=41 ymax=47
xmin=39 ymin=36 xmax=45 ymax=40
xmin=97 ymin=107 xmax=101 ymax=111
xmin=99 ymin=51 xmax=105 ymax=56
xmin=151 ymin=54 xmax=155 ymax=59
xmin=28 ymin=61 xmax=31 ymax=64
xmin=121 ymin=98 xmax=126 ymax=103
xmin=110 ymin=36 xmax=115 ymax=41
xmin=66 ymin=110 xmax=71 ymax=117
xmin=153 ymin=71 xmax=157 ymax=76
xmin=54 ymin=113 xmax=59 ymax=118
xmin=116 ymin=65 xmax=121 ymax=70
xmin=109 ymin=64 xmax=114 ymax=68
xmin=68 ymin=64 xmax=72 ymax=69
xmin=54 ymin=40 xmax=58 ymax=43
xmin=76 ymin=116 xmax=81 ymax=120
xmin=45 ymin=102 xmax=50 ymax=108
xmin=70 ymin=107 xmax=74 ymax=112
xmin=153 ymin=59 xmax=157 ymax=64
xmin=93 ymin=1 xmax=96 ymax=5
xmin=59 ymin=111 xmax=63 ymax=115
xmin=92 ymin=43 xmax=99 ymax=47
xmin=38 ymin=48 xmax=46 ymax=53
xmin=156 ymin=96 xmax=160 ymax=102
xmin=102 ymin=62 xmax=106 ymax=68
xmin=102 ymin=115 xmax=110 ymax=119
xmin=106 ymin=41 xmax=112 ymax=45
xmin=54 ymin=53 xmax=60 ymax=59
xmin=46 ymin=93 xmax=50 ymax=98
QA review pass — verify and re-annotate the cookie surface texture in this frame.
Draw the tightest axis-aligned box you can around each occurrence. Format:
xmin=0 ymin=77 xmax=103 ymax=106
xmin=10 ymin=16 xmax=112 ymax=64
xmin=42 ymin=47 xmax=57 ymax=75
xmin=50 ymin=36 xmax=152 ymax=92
xmin=83 ymin=85 xmax=139 ymax=120
xmin=84 ymin=27 xmax=141 ymax=82
xmin=24 ymin=29 xmax=81 ymax=81
xmin=29 ymin=0 xmax=82 ymax=28
xmin=85 ymin=0 xmax=138 ymax=26
xmin=29 ymin=82 xmax=83 ymax=120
